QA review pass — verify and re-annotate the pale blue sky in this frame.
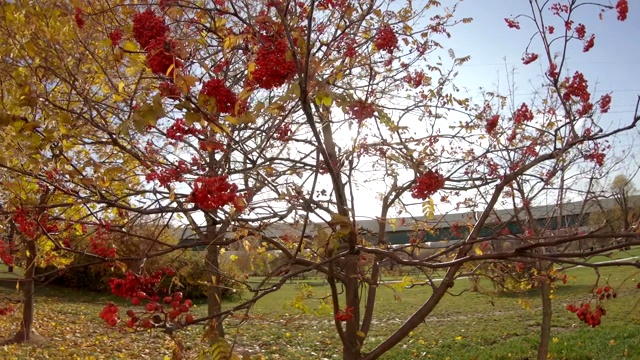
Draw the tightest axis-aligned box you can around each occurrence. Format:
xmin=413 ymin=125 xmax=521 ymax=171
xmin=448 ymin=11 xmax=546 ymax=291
xmin=450 ymin=0 xmax=640 ymax=181
xmin=350 ymin=1 xmax=640 ymax=219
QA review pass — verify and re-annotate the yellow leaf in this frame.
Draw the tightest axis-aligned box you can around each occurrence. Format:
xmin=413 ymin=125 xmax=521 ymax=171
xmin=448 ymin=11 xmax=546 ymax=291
xmin=165 ymin=63 xmax=175 ymax=77
xmin=123 ymin=41 xmax=138 ymax=52
xmin=118 ymin=81 xmax=125 ymax=93
xmin=422 ymin=198 xmax=435 ymax=220
xmin=184 ymin=111 xmax=200 ymax=126
xmin=211 ymin=122 xmax=230 ymax=134
xmin=225 ymin=115 xmax=239 ymax=125
xmin=291 ymin=83 xmax=301 ymax=97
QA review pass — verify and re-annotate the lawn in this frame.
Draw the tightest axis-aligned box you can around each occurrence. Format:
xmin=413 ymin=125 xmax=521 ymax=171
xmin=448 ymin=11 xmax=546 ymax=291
xmin=0 ymin=254 xmax=638 ymax=359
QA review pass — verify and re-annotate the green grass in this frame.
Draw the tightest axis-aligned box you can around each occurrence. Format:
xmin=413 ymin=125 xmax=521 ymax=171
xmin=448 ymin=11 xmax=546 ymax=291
xmin=220 ymin=263 xmax=640 ymax=359
xmin=0 ymin=249 xmax=638 ymax=359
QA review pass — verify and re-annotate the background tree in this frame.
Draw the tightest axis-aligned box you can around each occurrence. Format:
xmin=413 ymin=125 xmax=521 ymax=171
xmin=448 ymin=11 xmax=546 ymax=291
xmin=610 ymin=173 xmax=639 ymax=232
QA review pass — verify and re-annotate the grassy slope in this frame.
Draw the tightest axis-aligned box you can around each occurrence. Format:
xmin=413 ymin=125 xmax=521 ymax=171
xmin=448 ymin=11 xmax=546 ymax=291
xmin=0 ymin=250 xmax=637 ymax=359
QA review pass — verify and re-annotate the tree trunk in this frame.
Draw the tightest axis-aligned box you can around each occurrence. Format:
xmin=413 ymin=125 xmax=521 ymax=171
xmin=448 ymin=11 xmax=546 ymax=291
xmin=537 ymin=278 xmax=553 ymax=360
xmin=342 ymin=253 xmax=362 ymax=359
xmin=205 ymin=222 xmax=224 ymax=337
xmin=14 ymin=239 xmax=36 ymax=342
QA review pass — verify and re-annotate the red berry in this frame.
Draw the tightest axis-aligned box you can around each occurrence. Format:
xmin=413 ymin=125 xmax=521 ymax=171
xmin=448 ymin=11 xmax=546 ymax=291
xmin=172 ymin=300 xmax=181 ymax=310
xmin=131 ymin=297 xmax=141 ymax=306
xmin=137 ymin=291 xmax=148 ymax=300
xmin=173 ymin=292 xmax=183 ymax=301
xmin=185 ymin=314 xmax=194 ymax=324
xmin=106 ymin=317 xmax=118 ymax=327
xmin=146 ymin=303 xmax=156 ymax=312
xmin=169 ymin=310 xmax=181 ymax=320
xmin=126 ymin=309 xmax=136 ymax=318
xmin=604 ymin=285 xmax=611 ymax=293
xmin=596 ymin=287 xmax=603 ymax=295
xmin=184 ymin=299 xmax=193 ymax=308
xmin=163 ymin=296 xmax=173 ymax=304
xmin=179 ymin=304 xmax=189 ymax=313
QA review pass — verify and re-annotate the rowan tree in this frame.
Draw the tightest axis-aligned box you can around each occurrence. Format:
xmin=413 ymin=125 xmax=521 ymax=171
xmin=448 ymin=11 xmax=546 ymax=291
xmin=0 ymin=0 xmax=638 ymax=359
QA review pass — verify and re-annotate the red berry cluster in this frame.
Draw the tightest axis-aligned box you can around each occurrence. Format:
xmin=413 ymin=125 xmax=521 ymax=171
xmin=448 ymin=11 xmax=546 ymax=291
xmin=132 ymin=9 xmax=169 ymax=50
xmin=146 ymin=38 xmax=182 ymax=76
xmin=564 ymin=20 xmax=574 ymax=31
xmin=102 ymin=268 xmax=195 ymax=329
xmin=335 ymin=306 xmax=354 ymax=321
xmin=109 ymin=28 xmax=123 ymax=47
xmin=374 ymin=25 xmax=398 ymax=54
xmin=411 ymin=170 xmax=446 ymax=200
xmin=100 ymin=302 xmax=120 ymax=327
xmin=403 ymin=70 xmax=427 ymax=88
xmin=521 ymin=52 xmax=538 ymax=65
xmin=200 ymin=78 xmax=239 ymax=114
xmin=38 ymin=213 xmax=60 ymax=233
xmin=12 ymin=209 xmax=59 ymax=239
xmin=547 ymin=62 xmax=559 ymax=81
xmin=566 ymin=302 xmax=606 ymax=328
xmin=574 ymin=23 xmax=587 ymax=40
xmin=564 ymin=71 xmax=590 ymax=103
xmin=583 ymin=141 xmax=607 ymax=167
xmin=594 ymin=285 xmax=617 ymax=300
xmin=90 ymin=227 xmax=116 ymax=259
xmin=13 ymin=209 xmax=39 ymax=238
xmin=145 ymin=160 xmax=191 ymax=186
xmin=252 ymin=34 xmax=297 ymax=89
xmin=275 ymin=123 xmax=292 ymax=141
xmin=0 ymin=304 xmax=15 ymax=316
xmin=74 ymin=8 xmax=85 ymax=29
xmin=120 ymin=291 xmax=194 ymax=329
xmin=108 ymin=269 xmax=170 ymax=299
xmin=504 ymin=18 xmax=520 ymax=29
xmin=190 ymin=176 xmax=239 ymax=211
xmin=550 ymin=3 xmax=569 ymax=15
xmin=582 ymin=34 xmax=595 ymax=53
xmin=598 ymin=94 xmax=612 ymax=113
xmin=132 ymin=9 xmax=182 ymax=77
xmin=0 ymin=240 xmax=14 ymax=266
xmin=166 ymin=118 xmax=202 ymax=141
xmin=348 ymin=100 xmax=376 ymax=122
xmin=616 ymin=0 xmax=629 ymax=21
xmin=513 ymin=103 xmax=534 ymax=124
xmin=317 ymin=0 xmax=348 ymax=10
xmin=485 ymin=115 xmax=500 ymax=135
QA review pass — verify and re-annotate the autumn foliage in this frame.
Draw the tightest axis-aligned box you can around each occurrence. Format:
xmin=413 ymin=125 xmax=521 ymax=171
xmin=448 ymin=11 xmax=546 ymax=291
xmin=0 ymin=0 xmax=638 ymax=359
